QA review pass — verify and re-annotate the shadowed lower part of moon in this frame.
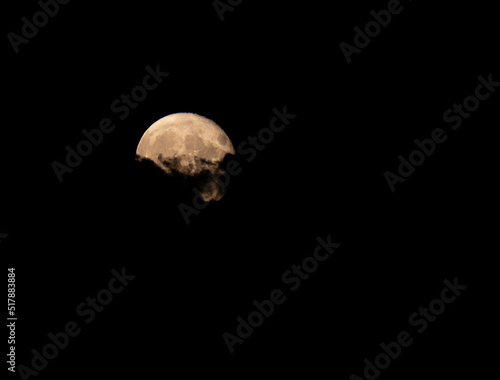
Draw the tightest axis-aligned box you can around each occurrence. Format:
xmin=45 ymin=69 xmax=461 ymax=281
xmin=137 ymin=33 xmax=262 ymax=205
xmin=136 ymin=113 xmax=235 ymax=202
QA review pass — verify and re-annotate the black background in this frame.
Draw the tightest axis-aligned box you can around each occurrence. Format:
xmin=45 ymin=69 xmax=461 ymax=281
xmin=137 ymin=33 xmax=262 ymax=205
xmin=2 ymin=0 xmax=498 ymax=378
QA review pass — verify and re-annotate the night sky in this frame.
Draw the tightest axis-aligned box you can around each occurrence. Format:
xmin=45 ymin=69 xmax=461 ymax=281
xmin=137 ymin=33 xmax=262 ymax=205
xmin=2 ymin=1 xmax=498 ymax=379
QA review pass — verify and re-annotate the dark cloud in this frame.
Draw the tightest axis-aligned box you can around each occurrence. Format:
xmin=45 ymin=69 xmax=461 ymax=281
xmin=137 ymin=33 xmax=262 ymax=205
xmin=135 ymin=154 xmax=236 ymax=202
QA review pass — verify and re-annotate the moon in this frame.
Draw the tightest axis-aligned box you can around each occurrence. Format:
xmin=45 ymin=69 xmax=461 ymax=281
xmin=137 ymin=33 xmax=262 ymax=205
xmin=136 ymin=113 xmax=235 ymax=201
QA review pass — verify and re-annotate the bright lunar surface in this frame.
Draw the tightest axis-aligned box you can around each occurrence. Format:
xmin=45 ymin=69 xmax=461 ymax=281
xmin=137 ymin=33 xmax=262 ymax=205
xmin=136 ymin=113 xmax=235 ymax=201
